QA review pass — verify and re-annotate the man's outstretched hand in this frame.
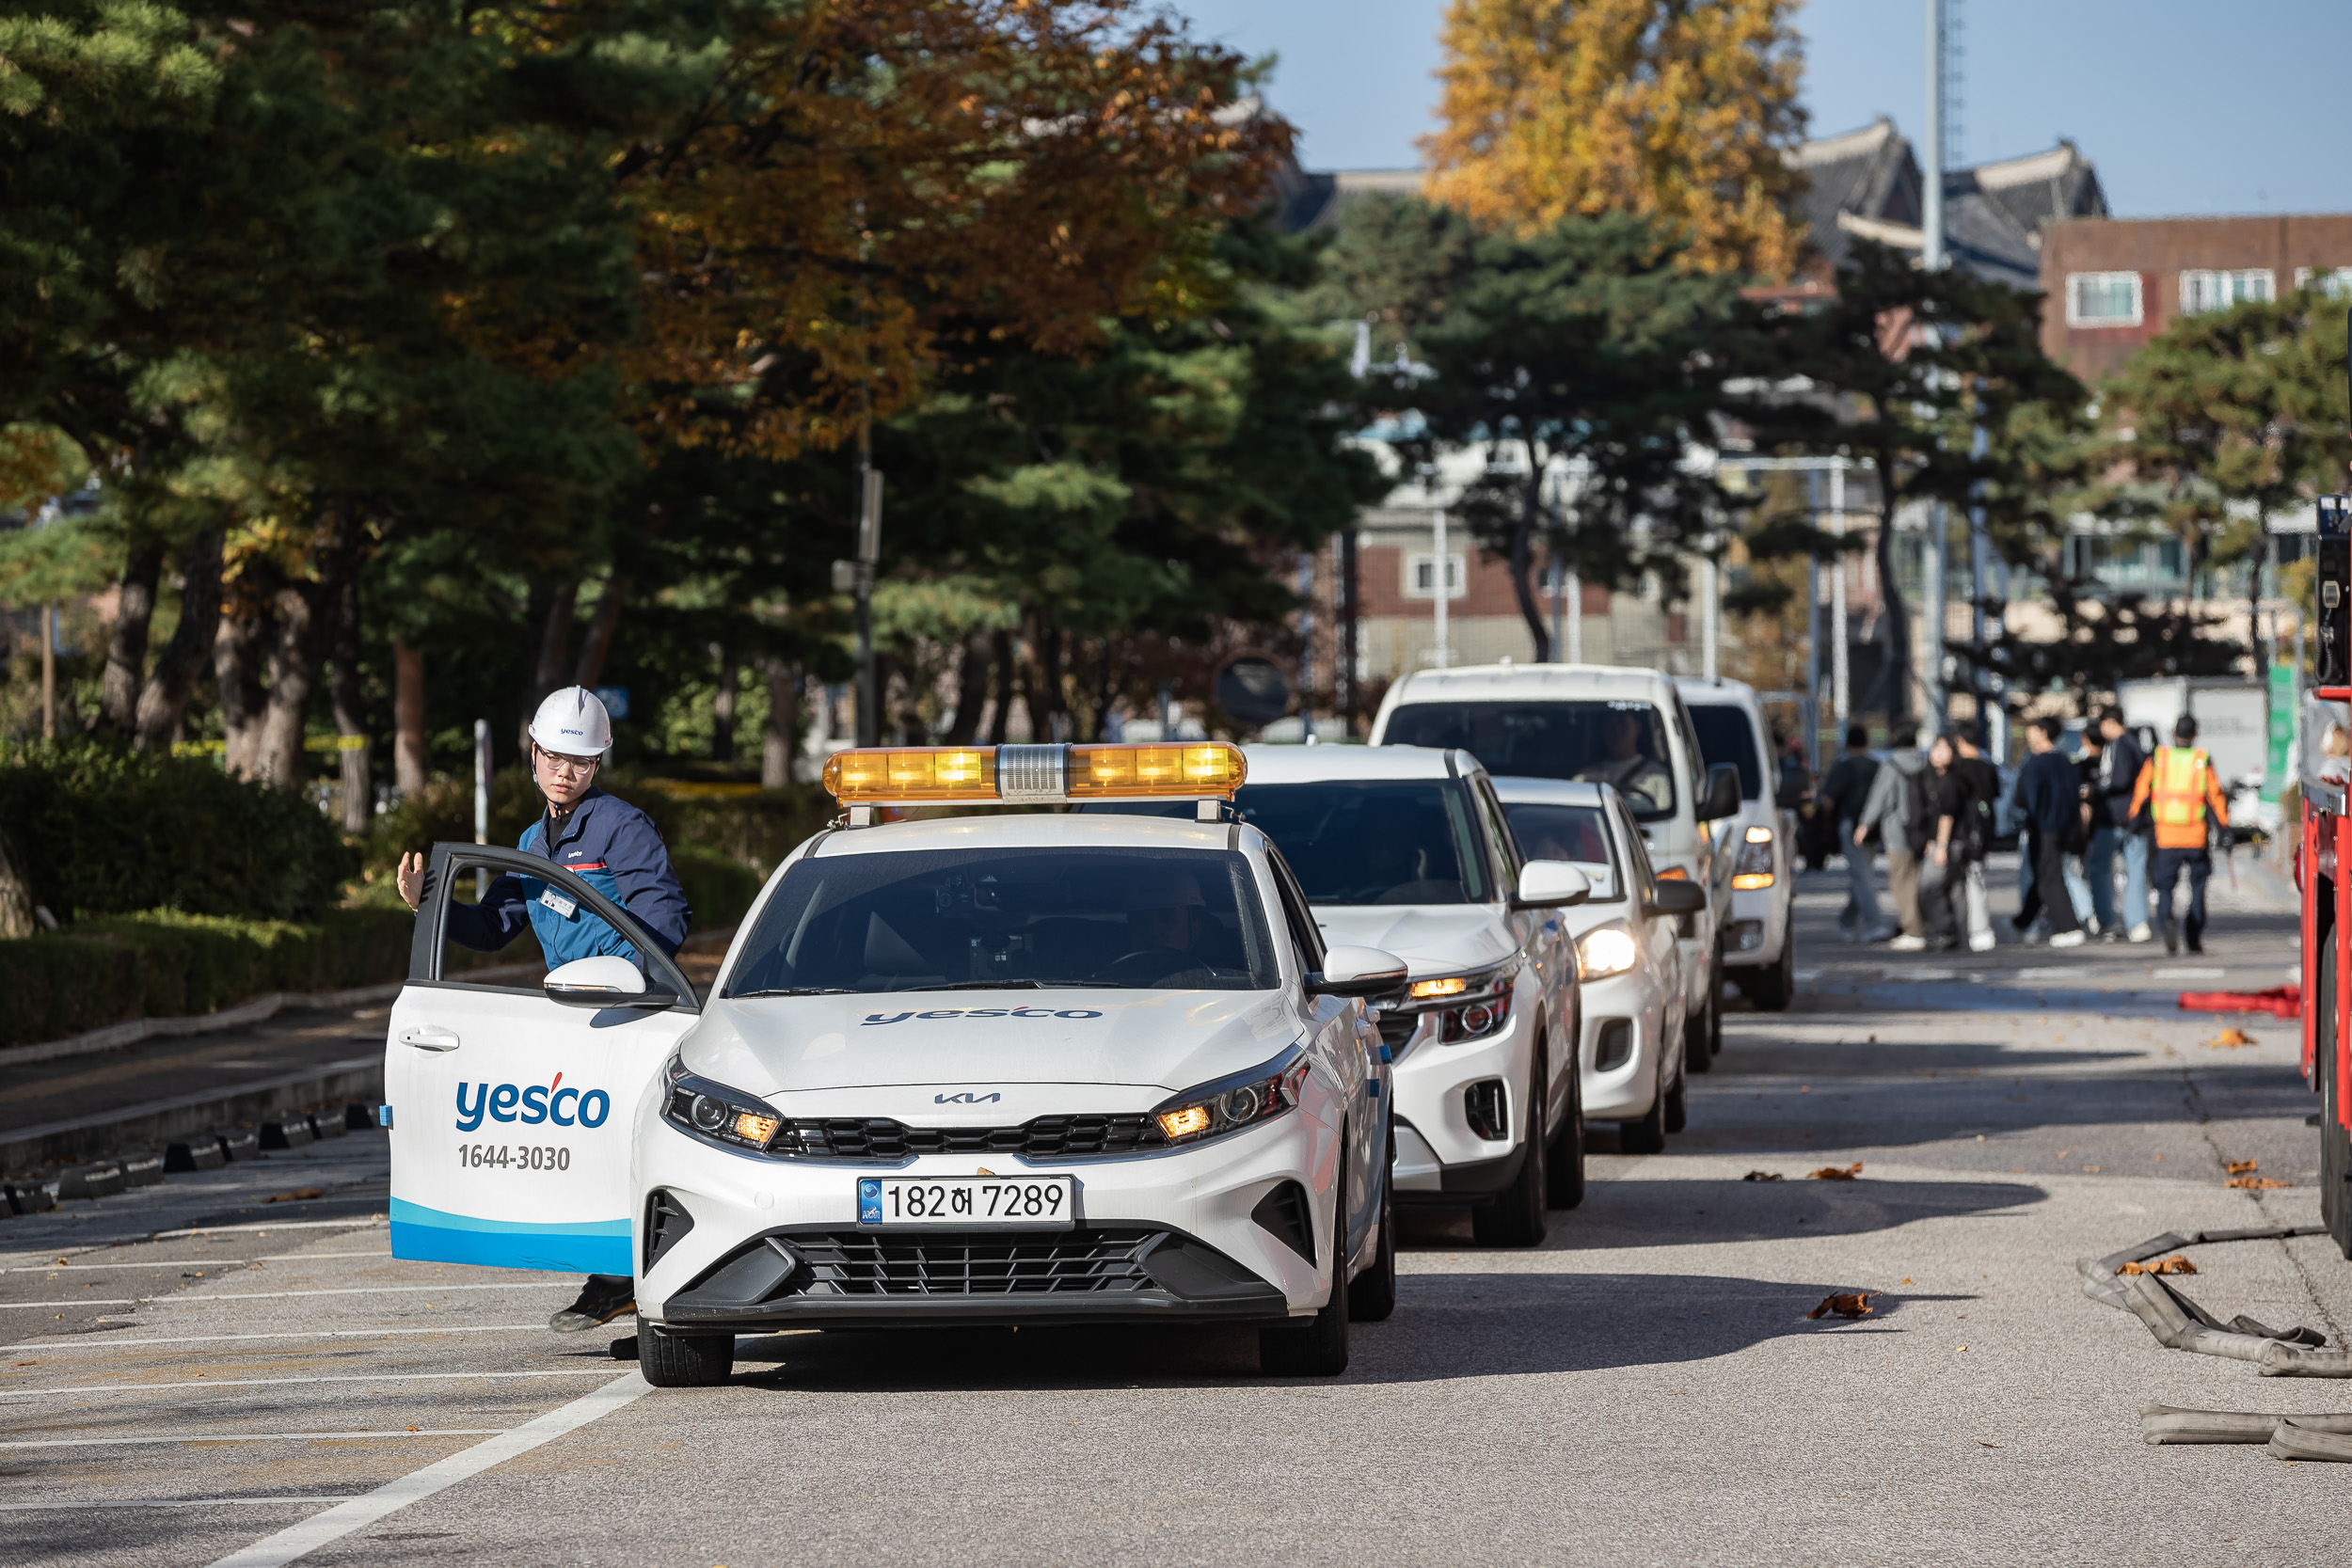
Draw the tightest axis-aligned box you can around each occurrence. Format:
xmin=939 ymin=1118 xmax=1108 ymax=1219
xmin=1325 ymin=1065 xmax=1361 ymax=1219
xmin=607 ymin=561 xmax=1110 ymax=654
xmin=396 ymin=852 xmax=427 ymax=910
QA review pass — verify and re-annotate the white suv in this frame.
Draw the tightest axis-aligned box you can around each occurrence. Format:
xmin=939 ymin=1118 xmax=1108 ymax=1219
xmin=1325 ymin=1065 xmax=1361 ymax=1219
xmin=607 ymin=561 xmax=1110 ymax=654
xmin=1372 ymin=664 xmax=1743 ymax=1076
xmin=1676 ymin=677 xmax=1796 ymax=1009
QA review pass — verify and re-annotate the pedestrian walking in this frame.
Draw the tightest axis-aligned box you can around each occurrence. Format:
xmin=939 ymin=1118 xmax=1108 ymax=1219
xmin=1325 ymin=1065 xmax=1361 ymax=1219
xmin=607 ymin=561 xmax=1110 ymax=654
xmin=1854 ymin=723 xmax=1932 ymax=950
xmin=394 ymin=686 xmax=692 ymax=1335
xmin=2090 ymin=706 xmax=2152 ymax=942
xmin=2128 ymin=713 xmax=2231 ymax=955
xmin=1920 ymin=736 xmax=1969 ymax=951
xmin=1950 ymin=731 xmax=2001 ymax=951
xmin=1821 ymin=725 xmax=1891 ymax=942
xmin=2011 ymin=717 xmax=2087 ymax=948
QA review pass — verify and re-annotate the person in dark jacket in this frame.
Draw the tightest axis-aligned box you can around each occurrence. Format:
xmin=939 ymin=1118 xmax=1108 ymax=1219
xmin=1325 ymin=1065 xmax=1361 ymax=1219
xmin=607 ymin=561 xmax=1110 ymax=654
xmin=2091 ymin=707 xmax=2150 ymax=942
xmin=394 ymin=686 xmax=692 ymax=1335
xmin=1820 ymin=725 xmax=1891 ymax=942
xmin=2010 ymin=716 xmax=2086 ymax=947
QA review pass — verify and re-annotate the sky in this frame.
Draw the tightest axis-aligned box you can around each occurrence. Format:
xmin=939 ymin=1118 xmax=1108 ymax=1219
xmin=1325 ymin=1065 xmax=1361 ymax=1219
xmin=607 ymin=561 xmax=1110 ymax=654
xmin=1168 ymin=0 xmax=2352 ymax=216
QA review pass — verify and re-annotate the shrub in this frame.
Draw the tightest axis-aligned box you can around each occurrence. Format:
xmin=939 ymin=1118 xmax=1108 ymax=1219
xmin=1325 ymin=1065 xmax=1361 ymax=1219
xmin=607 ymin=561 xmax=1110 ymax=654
xmin=0 ymin=741 xmax=353 ymax=921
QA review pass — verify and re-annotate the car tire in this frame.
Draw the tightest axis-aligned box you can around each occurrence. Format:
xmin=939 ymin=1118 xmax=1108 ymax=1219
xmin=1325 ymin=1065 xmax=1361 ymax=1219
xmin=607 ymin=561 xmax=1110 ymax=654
xmin=1619 ymin=1053 xmax=1669 ymax=1155
xmin=1262 ymin=1164 xmax=1352 ymax=1375
xmin=1708 ymin=942 xmax=1725 ymax=1056
xmin=1662 ymin=1051 xmax=1688 ymax=1134
xmin=2322 ymin=941 xmax=2352 ymax=1260
xmin=1545 ymin=1068 xmax=1586 ymax=1211
xmin=636 ymin=1322 xmax=734 ymax=1387
xmin=1472 ymin=1049 xmax=1549 ymax=1247
xmin=1748 ymin=929 xmax=1795 ymax=1012
xmin=1348 ymin=1122 xmax=1398 ymax=1323
xmin=1685 ymin=960 xmax=1718 ymax=1073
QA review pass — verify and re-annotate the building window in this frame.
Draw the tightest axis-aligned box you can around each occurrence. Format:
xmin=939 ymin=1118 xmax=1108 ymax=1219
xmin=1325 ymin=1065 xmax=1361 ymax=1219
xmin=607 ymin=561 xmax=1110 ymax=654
xmin=1402 ymin=551 xmax=1465 ymax=600
xmin=2066 ymin=271 xmax=2142 ymax=327
xmin=2179 ymin=268 xmax=2273 ymax=314
xmin=2296 ymin=267 xmax=2352 ymax=300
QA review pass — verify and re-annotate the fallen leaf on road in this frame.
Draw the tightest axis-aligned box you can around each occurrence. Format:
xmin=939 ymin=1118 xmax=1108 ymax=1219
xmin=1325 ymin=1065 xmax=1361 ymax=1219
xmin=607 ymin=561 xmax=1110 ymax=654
xmin=2082 ymin=1165 xmax=2102 ymax=1173
xmin=1955 ymin=1345 xmax=1969 ymax=1353
xmin=1808 ymin=1163 xmax=1864 ymax=1180
xmin=2203 ymin=1027 xmax=2256 ymax=1049
xmin=262 ymin=1188 xmax=324 ymax=1204
xmin=1742 ymin=1171 xmax=1784 ymax=1182
xmin=11 ymin=1361 xmax=33 ymax=1368
xmin=1977 ymin=1441 xmax=2000 ymax=1449
xmin=2225 ymin=1159 xmax=2259 ymax=1175
xmin=407 ymin=1426 xmax=419 ymax=1433
xmin=1900 ymin=1277 xmax=1913 ymax=1285
xmin=1808 ymin=1292 xmax=1875 ymax=1320
xmin=2225 ymin=1176 xmax=2291 ymax=1189
xmin=2118 ymin=1255 xmax=2198 ymax=1276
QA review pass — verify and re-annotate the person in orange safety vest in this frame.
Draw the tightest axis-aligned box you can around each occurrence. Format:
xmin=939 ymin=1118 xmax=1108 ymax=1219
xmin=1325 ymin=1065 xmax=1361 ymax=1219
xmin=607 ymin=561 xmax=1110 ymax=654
xmin=2126 ymin=713 xmax=2231 ymax=955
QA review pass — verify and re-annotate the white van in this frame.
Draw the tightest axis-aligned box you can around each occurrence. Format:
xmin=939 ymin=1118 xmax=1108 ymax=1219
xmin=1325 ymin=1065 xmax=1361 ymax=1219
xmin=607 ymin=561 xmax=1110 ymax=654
xmin=1371 ymin=664 xmax=1742 ymax=1072
xmin=1676 ymin=676 xmax=1796 ymax=1009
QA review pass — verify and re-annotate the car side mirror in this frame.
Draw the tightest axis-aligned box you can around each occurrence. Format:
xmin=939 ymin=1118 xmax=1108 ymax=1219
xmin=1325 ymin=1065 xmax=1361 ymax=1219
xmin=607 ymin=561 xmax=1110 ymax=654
xmin=1512 ymin=860 xmax=1591 ymax=911
xmin=546 ymin=955 xmax=677 ymax=1011
xmin=1645 ymin=879 xmax=1708 ymax=918
xmin=1699 ymin=763 xmax=1742 ymax=821
xmin=1308 ymin=944 xmax=1410 ymax=1000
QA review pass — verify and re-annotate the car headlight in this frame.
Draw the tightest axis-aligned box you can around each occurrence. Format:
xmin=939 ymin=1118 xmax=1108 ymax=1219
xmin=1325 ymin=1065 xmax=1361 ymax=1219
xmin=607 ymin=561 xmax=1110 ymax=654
xmin=1733 ymin=825 xmax=1774 ymax=888
xmin=1578 ymin=924 xmax=1639 ymax=981
xmin=1398 ymin=965 xmax=1516 ymax=1044
xmin=1153 ymin=1051 xmax=1311 ymax=1145
xmin=661 ymin=1056 xmax=787 ymax=1154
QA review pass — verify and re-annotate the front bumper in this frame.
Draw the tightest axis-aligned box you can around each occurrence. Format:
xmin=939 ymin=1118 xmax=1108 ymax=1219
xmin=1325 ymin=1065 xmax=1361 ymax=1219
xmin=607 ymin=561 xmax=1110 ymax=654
xmin=1576 ymin=970 xmax=1663 ymax=1120
xmin=1721 ymin=879 xmax=1789 ymax=969
xmin=1385 ymin=1001 xmax=1533 ymax=1202
xmin=634 ymin=1111 xmax=1328 ymax=1329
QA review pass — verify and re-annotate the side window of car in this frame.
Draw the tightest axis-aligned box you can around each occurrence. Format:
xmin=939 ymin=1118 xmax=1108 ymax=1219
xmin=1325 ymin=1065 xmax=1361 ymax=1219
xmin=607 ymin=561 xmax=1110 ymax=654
xmin=1674 ymin=696 xmax=1708 ymax=810
xmin=1615 ymin=800 xmax=1660 ymax=908
xmin=1471 ymin=777 xmax=1521 ymax=892
xmin=1265 ymin=851 xmax=1327 ymax=974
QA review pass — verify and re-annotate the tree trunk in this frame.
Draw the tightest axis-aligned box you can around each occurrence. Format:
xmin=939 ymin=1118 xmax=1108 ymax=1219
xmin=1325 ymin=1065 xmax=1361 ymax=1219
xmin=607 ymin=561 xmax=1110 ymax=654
xmin=573 ymin=573 xmax=627 ymax=689
xmin=329 ymin=577 xmax=371 ymax=833
xmin=1508 ymin=472 xmax=1550 ymax=664
xmin=1035 ymin=619 xmax=1065 ymax=741
xmin=253 ymin=523 xmax=355 ymax=789
xmin=135 ymin=527 xmax=225 ymax=751
xmin=1875 ymin=487 xmax=1912 ymax=727
xmin=711 ymin=642 xmax=739 ymax=761
xmin=987 ymin=629 xmax=1015 ymax=744
xmin=516 ymin=577 xmax=579 ymax=750
xmin=99 ymin=541 xmax=166 ymax=736
xmin=758 ymin=658 xmax=800 ymax=788
xmin=944 ymin=631 xmax=991 ymax=744
xmin=393 ymin=638 xmax=428 ymax=796
xmin=215 ymin=604 xmax=269 ymax=778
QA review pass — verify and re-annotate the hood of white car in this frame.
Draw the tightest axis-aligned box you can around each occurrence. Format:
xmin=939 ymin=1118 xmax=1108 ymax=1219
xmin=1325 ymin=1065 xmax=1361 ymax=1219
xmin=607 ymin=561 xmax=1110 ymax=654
xmin=679 ymin=988 xmax=1300 ymax=1106
xmin=1307 ymin=905 xmax=1518 ymax=978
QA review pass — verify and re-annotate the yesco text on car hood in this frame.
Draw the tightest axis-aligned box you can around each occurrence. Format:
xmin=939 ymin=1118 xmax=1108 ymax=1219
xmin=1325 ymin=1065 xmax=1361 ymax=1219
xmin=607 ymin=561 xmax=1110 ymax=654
xmin=1308 ymin=906 xmax=1517 ymax=977
xmin=681 ymin=988 xmax=1300 ymax=1102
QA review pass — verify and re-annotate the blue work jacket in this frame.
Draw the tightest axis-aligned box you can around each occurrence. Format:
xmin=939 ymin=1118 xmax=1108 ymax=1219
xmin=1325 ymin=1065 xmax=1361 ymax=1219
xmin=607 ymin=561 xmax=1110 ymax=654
xmin=445 ymin=788 xmax=691 ymax=969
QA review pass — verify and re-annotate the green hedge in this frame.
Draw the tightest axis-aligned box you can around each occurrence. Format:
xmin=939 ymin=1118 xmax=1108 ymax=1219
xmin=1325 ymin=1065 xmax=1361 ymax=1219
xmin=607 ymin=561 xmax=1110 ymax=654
xmin=0 ymin=741 xmax=353 ymax=921
xmin=0 ymin=908 xmax=417 ymax=1049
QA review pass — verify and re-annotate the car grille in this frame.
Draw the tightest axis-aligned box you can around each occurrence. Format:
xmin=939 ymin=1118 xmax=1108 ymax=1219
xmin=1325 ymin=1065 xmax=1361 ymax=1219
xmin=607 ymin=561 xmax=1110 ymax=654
xmin=783 ymin=1115 xmax=1167 ymax=1161
xmin=790 ymin=1228 xmax=1160 ymax=1296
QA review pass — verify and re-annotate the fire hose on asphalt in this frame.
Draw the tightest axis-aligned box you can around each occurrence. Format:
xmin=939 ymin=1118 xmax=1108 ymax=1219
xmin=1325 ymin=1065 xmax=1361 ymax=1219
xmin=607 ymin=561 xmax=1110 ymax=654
xmin=2079 ymin=1226 xmax=2352 ymax=1460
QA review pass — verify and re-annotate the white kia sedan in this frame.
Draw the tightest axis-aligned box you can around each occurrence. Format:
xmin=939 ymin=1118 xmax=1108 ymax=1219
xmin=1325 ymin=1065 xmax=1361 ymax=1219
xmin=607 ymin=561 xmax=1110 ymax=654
xmin=1491 ymin=779 xmax=1699 ymax=1153
xmin=383 ymin=743 xmax=1409 ymax=1386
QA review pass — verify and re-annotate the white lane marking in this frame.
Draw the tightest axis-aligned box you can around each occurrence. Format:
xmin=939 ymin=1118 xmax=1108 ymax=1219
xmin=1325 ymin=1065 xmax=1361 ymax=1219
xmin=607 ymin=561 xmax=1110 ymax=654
xmin=0 ymin=1370 xmax=621 ymax=1399
xmin=207 ymin=1373 xmax=651 ymax=1567
xmin=0 ymin=1497 xmax=362 ymax=1512
xmin=4 ymin=1280 xmax=564 ymax=1310
xmin=4 ymin=1260 xmax=254 ymax=1273
xmin=259 ymin=1251 xmax=394 ymax=1260
xmin=0 ymin=1299 xmax=137 ymax=1308
xmin=152 ymin=1220 xmax=389 ymax=1239
xmin=0 ymin=1431 xmax=507 ymax=1449
xmin=2152 ymin=966 xmax=2225 ymax=979
xmin=0 ymin=1325 xmax=544 ymax=1354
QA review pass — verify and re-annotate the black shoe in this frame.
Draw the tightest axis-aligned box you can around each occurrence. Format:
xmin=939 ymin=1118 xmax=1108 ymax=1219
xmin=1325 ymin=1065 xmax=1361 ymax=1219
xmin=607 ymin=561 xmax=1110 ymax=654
xmin=550 ymin=1274 xmax=636 ymax=1333
xmin=2162 ymin=919 xmax=2180 ymax=956
xmin=2185 ymin=937 xmax=2204 ymax=955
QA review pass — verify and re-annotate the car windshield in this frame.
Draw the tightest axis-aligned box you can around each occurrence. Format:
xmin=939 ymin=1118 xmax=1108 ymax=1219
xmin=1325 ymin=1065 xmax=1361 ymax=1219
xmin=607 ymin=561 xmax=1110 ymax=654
xmin=1500 ymin=802 xmax=1619 ymax=900
xmin=1686 ymin=705 xmax=1762 ymax=800
xmin=1229 ymin=781 xmax=1493 ymax=906
xmin=723 ymin=847 xmax=1279 ymax=995
xmin=1383 ymin=701 xmax=1679 ymax=820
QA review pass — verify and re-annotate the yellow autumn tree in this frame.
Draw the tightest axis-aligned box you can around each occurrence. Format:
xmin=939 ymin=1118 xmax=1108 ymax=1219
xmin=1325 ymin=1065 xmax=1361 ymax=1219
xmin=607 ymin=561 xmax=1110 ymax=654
xmin=1422 ymin=0 xmax=1806 ymax=277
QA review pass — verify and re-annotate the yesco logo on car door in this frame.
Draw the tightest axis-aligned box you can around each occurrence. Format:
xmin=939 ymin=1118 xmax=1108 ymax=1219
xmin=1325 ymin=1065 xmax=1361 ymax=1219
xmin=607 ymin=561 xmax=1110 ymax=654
xmin=454 ymin=1072 xmax=610 ymax=1132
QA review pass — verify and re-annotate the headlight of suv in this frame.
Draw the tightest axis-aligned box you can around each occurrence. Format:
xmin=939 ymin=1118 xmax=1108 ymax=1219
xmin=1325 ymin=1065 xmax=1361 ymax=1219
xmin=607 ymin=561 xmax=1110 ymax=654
xmin=1732 ymin=824 xmax=1775 ymax=889
xmin=1578 ymin=923 xmax=1640 ymax=981
xmin=1153 ymin=1051 xmax=1311 ymax=1145
xmin=1402 ymin=965 xmax=1516 ymax=1043
xmin=661 ymin=1056 xmax=787 ymax=1154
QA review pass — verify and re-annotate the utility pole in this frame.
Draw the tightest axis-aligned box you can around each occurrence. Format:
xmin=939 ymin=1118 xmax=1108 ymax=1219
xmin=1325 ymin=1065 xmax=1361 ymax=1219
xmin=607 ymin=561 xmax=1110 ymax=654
xmin=1340 ymin=529 xmax=1360 ymax=736
xmin=1830 ymin=461 xmax=1851 ymax=729
xmin=1805 ymin=469 xmax=1822 ymax=771
xmin=1923 ymin=0 xmax=1947 ymax=274
xmin=835 ymin=445 xmax=883 ymax=748
xmin=1700 ymin=552 xmax=1720 ymax=681
xmin=1431 ymin=508 xmax=1451 ymax=670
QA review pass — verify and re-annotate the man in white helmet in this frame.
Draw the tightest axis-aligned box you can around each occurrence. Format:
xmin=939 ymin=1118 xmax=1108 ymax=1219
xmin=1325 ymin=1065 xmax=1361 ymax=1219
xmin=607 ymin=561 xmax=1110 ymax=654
xmin=394 ymin=684 xmax=691 ymax=1334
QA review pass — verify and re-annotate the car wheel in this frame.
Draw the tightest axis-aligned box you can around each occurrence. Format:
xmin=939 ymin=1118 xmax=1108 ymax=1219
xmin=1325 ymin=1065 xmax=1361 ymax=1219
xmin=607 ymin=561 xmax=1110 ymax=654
xmin=1545 ymin=1065 xmax=1586 ymax=1211
xmin=2323 ymin=941 xmax=2352 ymax=1260
xmin=1748 ymin=928 xmax=1795 ymax=1011
xmin=1262 ymin=1164 xmax=1352 ymax=1375
xmin=636 ymin=1322 xmax=735 ymax=1387
xmin=1619 ymin=1051 xmax=1669 ymax=1155
xmin=1472 ymin=1048 xmax=1549 ymax=1247
xmin=1662 ymin=1049 xmax=1688 ymax=1134
xmin=1685 ymin=963 xmax=1718 ymax=1073
xmin=1708 ymin=942 xmax=1725 ymax=1055
xmin=1348 ymin=1120 xmax=1398 ymax=1323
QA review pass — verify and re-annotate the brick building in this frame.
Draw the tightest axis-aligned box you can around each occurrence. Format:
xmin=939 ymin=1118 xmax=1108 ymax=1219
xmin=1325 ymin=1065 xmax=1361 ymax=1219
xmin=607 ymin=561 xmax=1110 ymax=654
xmin=2040 ymin=214 xmax=2352 ymax=382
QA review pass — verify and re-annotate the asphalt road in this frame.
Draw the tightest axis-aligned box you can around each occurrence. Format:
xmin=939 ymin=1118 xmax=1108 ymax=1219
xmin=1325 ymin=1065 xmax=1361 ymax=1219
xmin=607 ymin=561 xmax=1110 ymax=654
xmin=3 ymin=847 xmax=2346 ymax=1567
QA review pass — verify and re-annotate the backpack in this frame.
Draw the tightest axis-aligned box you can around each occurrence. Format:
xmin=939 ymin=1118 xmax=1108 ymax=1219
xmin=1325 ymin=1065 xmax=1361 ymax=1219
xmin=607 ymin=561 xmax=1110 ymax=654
xmin=1901 ymin=763 xmax=1935 ymax=854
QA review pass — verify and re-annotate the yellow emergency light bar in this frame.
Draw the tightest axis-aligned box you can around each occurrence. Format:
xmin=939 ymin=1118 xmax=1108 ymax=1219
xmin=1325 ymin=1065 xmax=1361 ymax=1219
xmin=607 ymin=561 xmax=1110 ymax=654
xmin=822 ymin=742 xmax=1247 ymax=807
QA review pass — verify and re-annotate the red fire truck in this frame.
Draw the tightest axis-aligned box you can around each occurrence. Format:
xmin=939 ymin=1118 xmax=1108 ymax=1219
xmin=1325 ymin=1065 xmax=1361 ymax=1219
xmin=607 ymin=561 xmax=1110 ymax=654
xmin=2303 ymin=491 xmax=2350 ymax=1258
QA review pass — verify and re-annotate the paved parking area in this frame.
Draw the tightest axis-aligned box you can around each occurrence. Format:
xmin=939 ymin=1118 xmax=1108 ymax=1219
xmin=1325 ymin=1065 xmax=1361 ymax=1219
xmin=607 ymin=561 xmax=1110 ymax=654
xmin=2 ymin=861 xmax=2345 ymax=1566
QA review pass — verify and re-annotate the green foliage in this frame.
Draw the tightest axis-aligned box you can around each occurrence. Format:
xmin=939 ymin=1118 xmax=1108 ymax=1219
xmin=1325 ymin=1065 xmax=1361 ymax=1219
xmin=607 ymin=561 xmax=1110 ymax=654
xmin=0 ymin=907 xmax=413 ymax=1049
xmin=0 ymin=741 xmax=352 ymax=920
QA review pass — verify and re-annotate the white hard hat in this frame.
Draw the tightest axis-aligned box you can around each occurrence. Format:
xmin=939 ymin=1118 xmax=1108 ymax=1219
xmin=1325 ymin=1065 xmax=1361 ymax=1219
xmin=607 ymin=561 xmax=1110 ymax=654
xmin=529 ymin=686 xmax=613 ymax=759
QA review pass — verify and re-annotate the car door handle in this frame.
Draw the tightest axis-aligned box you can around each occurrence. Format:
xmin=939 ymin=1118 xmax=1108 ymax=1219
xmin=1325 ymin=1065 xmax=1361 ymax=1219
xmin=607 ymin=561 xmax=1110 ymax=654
xmin=399 ymin=1025 xmax=461 ymax=1053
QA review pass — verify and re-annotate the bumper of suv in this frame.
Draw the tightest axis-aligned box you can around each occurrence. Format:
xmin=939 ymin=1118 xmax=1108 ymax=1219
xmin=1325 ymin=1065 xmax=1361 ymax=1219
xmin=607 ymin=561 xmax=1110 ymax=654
xmin=634 ymin=1107 xmax=1331 ymax=1329
xmin=1385 ymin=1001 xmax=1534 ymax=1197
xmin=1577 ymin=970 xmax=1665 ymax=1120
xmin=1722 ymin=881 xmax=1788 ymax=969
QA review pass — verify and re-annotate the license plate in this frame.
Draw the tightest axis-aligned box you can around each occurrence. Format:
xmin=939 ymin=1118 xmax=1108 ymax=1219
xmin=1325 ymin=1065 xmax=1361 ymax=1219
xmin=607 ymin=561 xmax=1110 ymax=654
xmin=855 ymin=1175 xmax=1075 ymax=1228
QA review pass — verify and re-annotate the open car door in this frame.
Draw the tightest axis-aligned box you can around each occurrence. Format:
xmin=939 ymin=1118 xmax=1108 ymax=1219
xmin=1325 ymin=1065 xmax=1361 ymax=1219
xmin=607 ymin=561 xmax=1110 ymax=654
xmin=385 ymin=843 xmax=702 ymax=1274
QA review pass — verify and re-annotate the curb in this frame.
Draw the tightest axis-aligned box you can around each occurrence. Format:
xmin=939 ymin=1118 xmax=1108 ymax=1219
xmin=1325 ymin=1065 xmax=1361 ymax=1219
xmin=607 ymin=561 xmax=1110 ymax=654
xmin=0 ymin=1054 xmax=384 ymax=1178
